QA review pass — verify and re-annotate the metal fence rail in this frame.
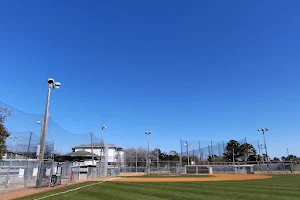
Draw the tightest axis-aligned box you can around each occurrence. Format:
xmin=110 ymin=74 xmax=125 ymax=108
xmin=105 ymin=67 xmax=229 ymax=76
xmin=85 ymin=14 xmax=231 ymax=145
xmin=0 ymin=160 xmax=72 ymax=193
xmin=119 ymin=160 xmax=300 ymax=175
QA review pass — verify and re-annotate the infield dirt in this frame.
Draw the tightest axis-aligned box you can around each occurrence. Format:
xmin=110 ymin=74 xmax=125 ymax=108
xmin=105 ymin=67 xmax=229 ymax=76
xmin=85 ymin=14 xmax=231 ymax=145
xmin=113 ymin=174 xmax=271 ymax=182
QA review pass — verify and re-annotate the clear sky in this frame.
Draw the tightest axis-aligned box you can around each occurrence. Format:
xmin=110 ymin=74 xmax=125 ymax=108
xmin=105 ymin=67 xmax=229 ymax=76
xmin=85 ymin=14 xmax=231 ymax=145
xmin=0 ymin=1 xmax=300 ymax=157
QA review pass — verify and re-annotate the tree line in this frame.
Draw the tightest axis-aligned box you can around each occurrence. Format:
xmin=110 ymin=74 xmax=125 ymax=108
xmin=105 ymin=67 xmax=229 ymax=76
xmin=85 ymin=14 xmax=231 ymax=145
xmin=124 ymin=139 xmax=299 ymax=165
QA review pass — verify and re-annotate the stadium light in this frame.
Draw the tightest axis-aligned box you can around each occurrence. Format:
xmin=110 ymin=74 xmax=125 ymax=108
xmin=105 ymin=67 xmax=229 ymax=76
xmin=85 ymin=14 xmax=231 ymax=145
xmin=258 ymin=128 xmax=270 ymax=174
xmin=184 ymin=141 xmax=191 ymax=165
xmin=145 ymin=131 xmax=152 ymax=174
xmin=36 ymin=77 xmax=60 ymax=188
xmin=9 ymin=136 xmax=18 ymax=153
xmin=36 ymin=120 xmax=43 ymax=140
xmin=99 ymin=125 xmax=107 ymax=177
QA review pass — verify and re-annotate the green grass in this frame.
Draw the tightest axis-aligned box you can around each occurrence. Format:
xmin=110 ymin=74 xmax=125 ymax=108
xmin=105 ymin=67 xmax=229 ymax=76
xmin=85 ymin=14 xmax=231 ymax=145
xmin=17 ymin=175 xmax=300 ymax=200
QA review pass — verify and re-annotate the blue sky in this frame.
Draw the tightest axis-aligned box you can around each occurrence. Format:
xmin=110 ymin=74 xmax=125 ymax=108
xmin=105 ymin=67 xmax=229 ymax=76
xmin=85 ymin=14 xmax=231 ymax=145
xmin=0 ymin=1 xmax=300 ymax=157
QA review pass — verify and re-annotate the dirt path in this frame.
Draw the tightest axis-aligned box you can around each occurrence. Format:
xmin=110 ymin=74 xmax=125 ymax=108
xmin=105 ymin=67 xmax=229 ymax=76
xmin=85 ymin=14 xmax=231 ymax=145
xmin=113 ymin=174 xmax=271 ymax=182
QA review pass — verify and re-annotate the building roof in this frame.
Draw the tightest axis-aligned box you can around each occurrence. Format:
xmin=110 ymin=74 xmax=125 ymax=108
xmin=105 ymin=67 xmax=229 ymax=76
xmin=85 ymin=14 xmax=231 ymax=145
xmin=72 ymin=143 xmax=123 ymax=149
xmin=63 ymin=150 xmax=99 ymax=158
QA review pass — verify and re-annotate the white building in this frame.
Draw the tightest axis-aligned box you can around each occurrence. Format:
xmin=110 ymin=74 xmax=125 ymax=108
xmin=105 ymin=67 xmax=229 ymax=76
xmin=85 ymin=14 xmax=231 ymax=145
xmin=71 ymin=143 xmax=124 ymax=166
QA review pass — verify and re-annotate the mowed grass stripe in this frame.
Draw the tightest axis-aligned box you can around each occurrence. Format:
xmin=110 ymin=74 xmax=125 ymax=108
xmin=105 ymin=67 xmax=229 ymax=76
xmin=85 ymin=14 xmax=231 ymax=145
xmin=110 ymin=177 xmax=300 ymax=199
xmin=169 ymin=181 xmax=300 ymax=195
xmin=102 ymin=182 xmax=225 ymax=200
xmin=105 ymin=183 xmax=290 ymax=199
xmin=106 ymin=182 xmax=282 ymax=200
xmin=78 ymin=185 xmax=168 ymax=200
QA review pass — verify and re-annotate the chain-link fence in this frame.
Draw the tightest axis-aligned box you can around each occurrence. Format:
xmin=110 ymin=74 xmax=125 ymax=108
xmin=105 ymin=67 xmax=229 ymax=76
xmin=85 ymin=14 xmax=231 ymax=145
xmin=0 ymin=160 xmax=72 ymax=193
xmin=179 ymin=138 xmax=259 ymax=161
xmin=119 ymin=159 xmax=300 ymax=175
xmin=121 ymin=146 xmax=300 ymax=175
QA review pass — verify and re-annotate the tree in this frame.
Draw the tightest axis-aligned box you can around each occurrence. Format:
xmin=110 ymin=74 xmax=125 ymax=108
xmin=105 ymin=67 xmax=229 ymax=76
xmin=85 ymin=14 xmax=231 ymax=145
xmin=125 ymin=147 xmax=148 ymax=167
xmin=223 ymin=140 xmax=241 ymax=162
xmin=281 ymin=156 xmax=286 ymax=161
xmin=182 ymin=155 xmax=198 ymax=163
xmin=223 ymin=140 xmax=258 ymax=162
xmin=208 ymin=155 xmax=226 ymax=162
xmin=273 ymin=157 xmax=280 ymax=162
xmin=168 ymin=150 xmax=180 ymax=161
xmin=286 ymin=155 xmax=297 ymax=161
xmin=0 ymin=107 xmax=10 ymax=159
xmin=240 ymin=143 xmax=257 ymax=161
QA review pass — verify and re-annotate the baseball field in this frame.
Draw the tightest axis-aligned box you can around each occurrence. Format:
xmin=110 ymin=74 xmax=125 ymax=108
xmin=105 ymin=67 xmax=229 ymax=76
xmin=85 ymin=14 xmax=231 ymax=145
xmin=13 ymin=174 xmax=300 ymax=200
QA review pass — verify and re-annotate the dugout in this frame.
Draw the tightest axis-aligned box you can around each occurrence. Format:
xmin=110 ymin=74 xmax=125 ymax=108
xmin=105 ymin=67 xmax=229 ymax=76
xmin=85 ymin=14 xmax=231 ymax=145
xmin=185 ymin=165 xmax=213 ymax=175
xmin=70 ymin=165 xmax=97 ymax=181
xmin=233 ymin=165 xmax=254 ymax=174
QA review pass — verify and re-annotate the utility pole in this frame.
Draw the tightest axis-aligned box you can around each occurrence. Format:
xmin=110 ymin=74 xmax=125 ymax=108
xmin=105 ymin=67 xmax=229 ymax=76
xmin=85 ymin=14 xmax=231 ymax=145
xmin=232 ymin=147 xmax=235 ymax=165
xmin=156 ymin=148 xmax=159 ymax=171
xmin=145 ymin=131 xmax=152 ymax=175
xmin=135 ymin=149 xmax=138 ymax=173
xmin=26 ymin=132 xmax=33 ymax=158
xmin=99 ymin=125 xmax=106 ymax=177
xmin=184 ymin=141 xmax=191 ymax=165
xmin=90 ymin=132 xmax=94 ymax=165
xmin=258 ymin=128 xmax=270 ymax=174
xmin=258 ymin=144 xmax=265 ymax=164
xmin=198 ymin=141 xmax=201 ymax=161
xmin=180 ymin=140 xmax=183 ymax=167
xmin=36 ymin=78 xmax=60 ymax=188
xmin=211 ymin=141 xmax=213 ymax=157
xmin=10 ymin=136 xmax=17 ymax=153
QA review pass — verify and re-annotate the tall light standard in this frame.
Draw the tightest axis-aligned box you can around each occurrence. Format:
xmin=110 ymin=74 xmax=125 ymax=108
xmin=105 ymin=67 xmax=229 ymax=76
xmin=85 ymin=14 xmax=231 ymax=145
xmin=145 ymin=131 xmax=152 ymax=174
xmin=37 ymin=120 xmax=43 ymax=133
xmin=184 ymin=141 xmax=191 ymax=165
xmin=9 ymin=136 xmax=18 ymax=153
xmin=36 ymin=120 xmax=43 ymax=158
xmin=99 ymin=125 xmax=106 ymax=177
xmin=36 ymin=78 xmax=60 ymax=188
xmin=258 ymin=128 xmax=270 ymax=174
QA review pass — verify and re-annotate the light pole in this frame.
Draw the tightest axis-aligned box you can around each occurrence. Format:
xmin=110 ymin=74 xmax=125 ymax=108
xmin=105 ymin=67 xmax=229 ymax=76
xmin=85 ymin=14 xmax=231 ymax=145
xmin=36 ymin=120 xmax=43 ymax=158
xmin=36 ymin=78 xmax=60 ymax=188
xmin=184 ymin=141 xmax=191 ymax=165
xmin=145 ymin=131 xmax=152 ymax=175
xmin=99 ymin=125 xmax=106 ymax=177
xmin=258 ymin=144 xmax=265 ymax=164
xmin=9 ymin=136 xmax=18 ymax=154
xmin=258 ymin=128 xmax=270 ymax=174
xmin=232 ymin=147 xmax=235 ymax=165
xmin=37 ymin=120 xmax=43 ymax=133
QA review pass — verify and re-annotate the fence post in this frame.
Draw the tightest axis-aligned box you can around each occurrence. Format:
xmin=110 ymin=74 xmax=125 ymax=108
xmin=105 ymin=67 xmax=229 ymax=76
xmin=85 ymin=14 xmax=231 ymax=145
xmin=12 ymin=160 xmax=16 ymax=189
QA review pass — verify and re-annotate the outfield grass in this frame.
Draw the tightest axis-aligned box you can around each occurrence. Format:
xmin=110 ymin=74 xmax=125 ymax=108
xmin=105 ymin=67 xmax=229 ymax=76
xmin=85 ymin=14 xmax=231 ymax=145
xmin=17 ymin=175 xmax=300 ymax=200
